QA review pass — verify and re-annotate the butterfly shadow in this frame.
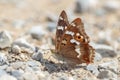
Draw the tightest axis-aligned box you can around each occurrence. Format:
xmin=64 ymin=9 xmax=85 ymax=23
xmin=40 ymin=58 xmax=86 ymax=73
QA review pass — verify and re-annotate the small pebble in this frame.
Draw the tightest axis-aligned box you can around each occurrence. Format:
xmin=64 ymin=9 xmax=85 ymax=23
xmin=0 ymin=52 xmax=7 ymax=65
xmin=24 ymin=66 xmax=33 ymax=72
xmin=75 ymin=0 xmax=98 ymax=13
xmin=94 ymin=52 xmax=102 ymax=62
xmin=10 ymin=45 xmax=21 ymax=54
xmin=46 ymin=12 xmax=57 ymax=22
xmin=86 ymin=64 xmax=99 ymax=76
xmin=32 ymin=50 xmax=43 ymax=61
xmin=97 ymin=70 xmax=117 ymax=80
xmin=91 ymin=43 xmax=117 ymax=58
xmin=98 ymin=60 xmax=118 ymax=73
xmin=96 ymin=49 xmax=117 ymax=58
xmin=12 ymin=20 xmax=25 ymax=29
xmin=0 ymin=74 xmax=17 ymax=80
xmin=34 ymin=71 xmax=48 ymax=80
xmin=103 ymin=0 xmax=120 ymax=12
xmin=11 ymin=70 xmax=23 ymax=78
xmin=0 ymin=30 xmax=12 ymax=49
xmin=11 ymin=61 xmax=25 ymax=69
xmin=28 ymin=25 xmax=46 ymax=40
xmin=47 ymin=22 xmax=56 ymax=31
xmin=22 ymin=72 xmax=38 ymax=80
xmin=0 ymin=69 xmax=7 ymax=76
xmin=12 ymin=38 xmax=35 ymax=52
xmin=27 ymin=60 xmax=41 ymax=68
xmin=0 ymin=64 xmax=8 ymax=70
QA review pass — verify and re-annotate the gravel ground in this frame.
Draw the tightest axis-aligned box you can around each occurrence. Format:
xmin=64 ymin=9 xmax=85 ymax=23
xmin=0 ymin=0 xmax=120 ymax=80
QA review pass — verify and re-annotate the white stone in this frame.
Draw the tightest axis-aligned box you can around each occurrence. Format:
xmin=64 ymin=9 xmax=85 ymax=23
xmin=29 ymin=25 xmax=46 ymax=40
xmin=12 ymin=38 xmax=35 ymax=52
xmin=86 ymin=64 xmax=99 ymax=76
xmin=12 ymin=20 xmax=25 ymax=28
xmin=98 ymin=60 xmax=118 ymax=73
xmin=90 ymin=42 xmax=113 ymax=50
xmin=0 ymin=69 xmax=7 ymax=76
xmin=0 ymin=30 xmax=12 ymax=49
xmin=104 ymin=0 xmax=120 ymax=11
xmin=11 ymin=45 xmax=21 ymax=54
xmin=94 ymin=52 xmax=102 ymax=62
xmin=0 ymin=74 xmax=17 ymax=80
xmin=22 ymin=72 xmax=38 ymax=80
xmin=32 ymin=51 xmax=43 ymax=61
xmin=75 ymin=0 xmax=98 ymax=13
xmin=0 ymin=53 xmax=7 ymax=65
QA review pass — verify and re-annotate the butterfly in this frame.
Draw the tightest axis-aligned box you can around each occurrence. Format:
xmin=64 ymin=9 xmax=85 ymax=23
xmin=55 ymin=10 xmax=95 ymax=64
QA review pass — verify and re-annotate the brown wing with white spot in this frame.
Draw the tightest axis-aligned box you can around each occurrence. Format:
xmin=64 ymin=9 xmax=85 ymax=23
xmin=70 ymin=18 xmax=90 ymax=43
xmin=68 ymin=18 xmax=95 ymax=64
xmin=79 ymin=43 xmax=95 ymax=64
xmin=58 ymin=33 xmax=82 ymax=64
xmin=55 ymin=10 xmax=95 ymax=64
xmin=55 ymin=10 xmax=69 ymax=52
xmin=58 ymin=18 xmax=95 ymax=64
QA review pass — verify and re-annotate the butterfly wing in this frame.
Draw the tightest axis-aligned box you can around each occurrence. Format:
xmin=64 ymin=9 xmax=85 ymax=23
xmin=79 ymin=43 xmax=95 ymax=64
xmin=55 ymin=10 xmax=95 ymax=64
xmin=70 ymin=18 xmax=90 ymax=43
xmin=70 ymin=18 xmax=95 ymax=64
xmin=71 ymin=18 xmax=95 ymax=64
xmin=58 ymin=17 xmax=95 ymax=64
xmin=55 ymin=10 xmax=69 ymax=52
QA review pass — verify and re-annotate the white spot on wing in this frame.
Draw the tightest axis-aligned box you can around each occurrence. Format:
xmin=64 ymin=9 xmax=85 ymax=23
xmin=57 ymin=26 xmax=64 ymax=30
xmin=76 ymin=33 xmax=80 ymax=36
xmin=65 ymin=26 xmax=67 ymax=29
xmin=65 ymin=31 xmax=74 ymax=36
xmin=71 ymin=23 xmax=76 ymax=27
xmin=59 ymin=17 xmax=63 ymax=20
xmin=85 ymin=38 xmax=89 ymax=43
xmin=75 ymin=45 xmax=81 ymax=58
xmin=62 ymin=39 xmax=67 ymax=44
xmin=70 ymin=39 xmax=80 ymax=45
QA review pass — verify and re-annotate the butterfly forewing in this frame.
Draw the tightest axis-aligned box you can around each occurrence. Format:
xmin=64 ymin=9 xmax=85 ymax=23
xmin=56 ymin=10 xmax=69 ymax=52
xmin=70 ymin=18 xmax=90 ymax=43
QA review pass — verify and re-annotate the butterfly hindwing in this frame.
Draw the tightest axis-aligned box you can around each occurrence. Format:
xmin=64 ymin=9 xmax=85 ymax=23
xmin=69 ymin=18 xmax=95 ymax=64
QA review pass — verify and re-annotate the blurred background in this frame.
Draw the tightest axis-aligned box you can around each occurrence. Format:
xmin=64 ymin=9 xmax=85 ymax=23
xmin=0 ymin=0 xmax=120 ymax=80
xmin=0 ymin=0 xmax=120 ymax=51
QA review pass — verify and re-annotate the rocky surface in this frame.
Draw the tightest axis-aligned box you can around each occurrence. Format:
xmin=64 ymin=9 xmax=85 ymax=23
xmin=0 ymin=0 xmax=119 ymax=80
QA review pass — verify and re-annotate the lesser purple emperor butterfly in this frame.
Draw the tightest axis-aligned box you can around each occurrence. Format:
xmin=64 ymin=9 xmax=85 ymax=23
xmin=55 ymin=10 xmax=95 ymax=64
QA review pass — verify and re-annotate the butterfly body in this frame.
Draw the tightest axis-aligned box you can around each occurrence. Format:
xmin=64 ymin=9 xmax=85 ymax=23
xmin=55 ymin=10 xmax=95 ymax=64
